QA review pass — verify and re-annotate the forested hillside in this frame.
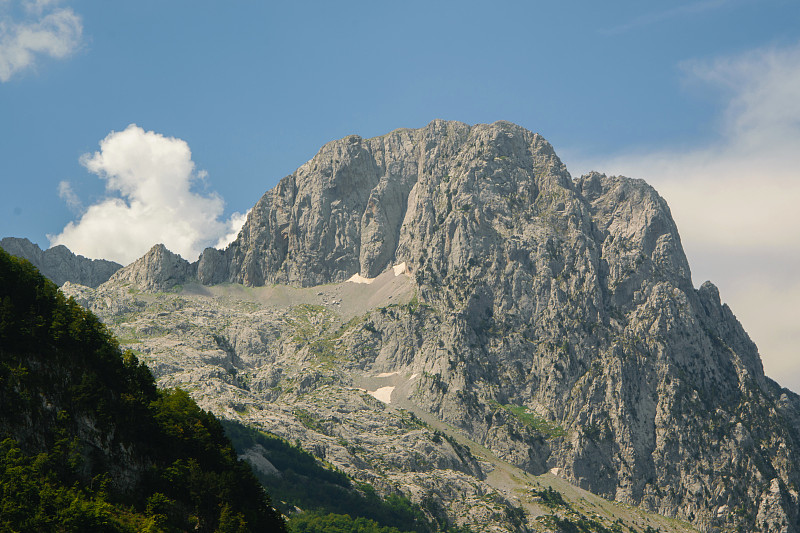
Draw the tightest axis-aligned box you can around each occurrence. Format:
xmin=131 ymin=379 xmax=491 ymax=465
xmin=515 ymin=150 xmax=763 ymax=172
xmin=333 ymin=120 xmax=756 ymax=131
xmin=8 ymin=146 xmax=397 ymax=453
xmin=0 ymin=248 xmax=286 ymax=532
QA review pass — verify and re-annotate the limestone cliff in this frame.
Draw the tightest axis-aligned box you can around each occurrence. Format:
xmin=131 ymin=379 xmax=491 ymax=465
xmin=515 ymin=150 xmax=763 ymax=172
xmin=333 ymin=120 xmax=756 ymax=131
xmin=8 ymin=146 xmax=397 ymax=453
xmin=70 ymin=120 xmax=800 ymax=532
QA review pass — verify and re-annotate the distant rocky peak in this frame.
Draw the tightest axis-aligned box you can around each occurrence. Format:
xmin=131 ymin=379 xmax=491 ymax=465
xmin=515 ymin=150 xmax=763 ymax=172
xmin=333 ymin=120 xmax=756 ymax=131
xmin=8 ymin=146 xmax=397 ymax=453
xmin=105 ymin=243 xmax=195 ymax=292
xmin=0 ymin=236 xmax=122 ymax=288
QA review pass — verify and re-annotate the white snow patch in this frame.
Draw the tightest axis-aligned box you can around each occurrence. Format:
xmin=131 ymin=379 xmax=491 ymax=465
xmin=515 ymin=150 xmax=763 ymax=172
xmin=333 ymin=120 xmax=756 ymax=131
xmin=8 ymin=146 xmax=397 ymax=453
xmin=347 ymin=273 xmax=375 ymax=284
xmin=410 ymin=373 xmax=419 ymax=379
xmin=375 ymin=371 xmax=398 ymax=378
xmin=392 ymin=262 xmax=408 ymax=276
xmin=549 ymin=467 xmax=562 ymax=477
xmin=369 ymin=386 xmax=395 ymax=404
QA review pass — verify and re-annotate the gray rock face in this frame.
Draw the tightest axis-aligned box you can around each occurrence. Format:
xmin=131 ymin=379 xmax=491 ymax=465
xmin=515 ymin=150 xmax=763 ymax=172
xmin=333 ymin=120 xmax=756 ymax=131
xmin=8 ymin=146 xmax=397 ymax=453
xmin=0 ymin=237 xmax=121 ymax=287
xmin=107 ymin=243 xmax=195 ymax=292
xmin=202 ymin=120 xmax=468 ymax=286
xmin=67 ymin=273 xmax=696 ymax=533
xmin=69 ymin=120 xmax=800 ymax=532
xmin=196 ymin=246 xmax=227 ymax=285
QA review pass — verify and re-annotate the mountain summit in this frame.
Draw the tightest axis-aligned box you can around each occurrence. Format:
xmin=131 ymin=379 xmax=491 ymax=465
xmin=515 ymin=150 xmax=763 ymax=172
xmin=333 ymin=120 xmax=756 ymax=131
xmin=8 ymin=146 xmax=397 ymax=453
xmin=57 ymin=120 xmax=800 ymax=532
xmin=197 ymin=120 xmax=588 ymax=287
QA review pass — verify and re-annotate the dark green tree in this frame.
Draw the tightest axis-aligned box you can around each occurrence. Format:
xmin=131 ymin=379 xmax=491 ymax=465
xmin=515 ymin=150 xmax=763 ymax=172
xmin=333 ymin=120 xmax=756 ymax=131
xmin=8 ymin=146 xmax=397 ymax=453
xmin=0 ymin=248 xmax=286 ymax=532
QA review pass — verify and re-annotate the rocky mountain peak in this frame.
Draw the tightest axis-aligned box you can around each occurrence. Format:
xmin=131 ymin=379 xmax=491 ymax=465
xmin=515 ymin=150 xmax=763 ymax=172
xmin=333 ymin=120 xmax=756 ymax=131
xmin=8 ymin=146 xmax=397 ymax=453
xmin=54 ymin=120 xmax=800 ymax=532
xmin=0 ymin=236 xmax=121 ymax=287
xmin=199 ymin=120 xmax=587 ymax=287
xmin=107 ymin=243 xmax=194 ymax=292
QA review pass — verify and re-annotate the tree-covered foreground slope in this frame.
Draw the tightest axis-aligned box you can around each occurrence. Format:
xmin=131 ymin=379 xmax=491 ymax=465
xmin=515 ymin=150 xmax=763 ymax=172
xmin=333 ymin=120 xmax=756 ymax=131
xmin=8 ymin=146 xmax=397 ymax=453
xmin=0 ymin=248 xmax=286 ymax=532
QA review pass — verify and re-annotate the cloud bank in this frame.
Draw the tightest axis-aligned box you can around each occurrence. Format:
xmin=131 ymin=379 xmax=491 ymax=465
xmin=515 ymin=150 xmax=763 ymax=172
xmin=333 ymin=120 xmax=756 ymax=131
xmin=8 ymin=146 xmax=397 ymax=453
xmin=50 ymin=125 xmax=247 ymax=265
xmin=571 ymin=43 xmax=800 ymax=392
xmin=0 ymin=0 xmax=82 ymax=82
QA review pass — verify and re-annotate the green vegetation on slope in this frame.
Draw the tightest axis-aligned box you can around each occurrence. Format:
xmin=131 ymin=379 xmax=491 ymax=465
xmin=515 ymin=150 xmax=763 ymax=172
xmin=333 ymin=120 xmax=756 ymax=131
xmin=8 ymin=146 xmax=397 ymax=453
xmin=502 ymin=405 xmax=566 ymax=439
xmin=289 ymin=511 xmax=422 ymax=533
xmin=222 ymin=421 xmax=473 ymax=533
xmin=0 ymin=249 xmax=286 ymax=532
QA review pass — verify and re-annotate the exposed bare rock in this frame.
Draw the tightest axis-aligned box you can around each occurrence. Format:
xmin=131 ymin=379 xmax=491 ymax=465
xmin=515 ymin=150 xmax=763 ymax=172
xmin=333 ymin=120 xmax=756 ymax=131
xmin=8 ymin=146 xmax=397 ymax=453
xmin=196 ymin=246 xmax=227 ymax=284
xmin=107 ymin=243 xmax=195 ymax=292
xmin=0 ymin=237 xmax=121 ymax=287
xmin=69 ymin=120 xmax=800 ymax=532
xmin=65 ymin=276 xmax=699 ymax=533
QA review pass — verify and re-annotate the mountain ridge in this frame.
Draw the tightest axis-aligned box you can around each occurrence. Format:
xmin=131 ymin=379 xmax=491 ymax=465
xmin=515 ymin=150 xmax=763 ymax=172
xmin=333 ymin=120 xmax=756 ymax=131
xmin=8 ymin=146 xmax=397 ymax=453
xmin=7 ymin=120 xmax=800 ymax=531
xmin=0 ymin=236 xmax=122 ymax=287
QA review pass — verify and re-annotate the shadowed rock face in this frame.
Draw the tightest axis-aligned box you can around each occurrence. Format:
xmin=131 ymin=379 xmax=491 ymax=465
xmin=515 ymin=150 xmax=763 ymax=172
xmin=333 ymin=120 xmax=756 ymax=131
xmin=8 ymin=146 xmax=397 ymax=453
xmin=0 ymin=237 xmax=121 ymax=287
xmin=71 ymin=120 xmax=800 ymax=532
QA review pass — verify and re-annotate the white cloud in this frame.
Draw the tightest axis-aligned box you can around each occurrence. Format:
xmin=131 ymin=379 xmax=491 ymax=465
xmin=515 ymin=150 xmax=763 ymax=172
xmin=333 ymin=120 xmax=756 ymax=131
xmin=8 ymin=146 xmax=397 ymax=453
xmin=724 ymin=278 xmax=800 ymax=383
xmin=49 ymin=124 xmax=245 ymax=265
xmin=683 ymin=43 xmax=800 ymax=151
xmin=215 ymin=209 xmax=250 ymax=250
xmin=57 ymin=179 xmax=81 ymax=211
xmin=569 ymin=43 xmax=800 ymax=393
xmin=0 ymin=0 xmax=82 ymax=82
xmin=24 ymin=0 xmax=64 ymax=15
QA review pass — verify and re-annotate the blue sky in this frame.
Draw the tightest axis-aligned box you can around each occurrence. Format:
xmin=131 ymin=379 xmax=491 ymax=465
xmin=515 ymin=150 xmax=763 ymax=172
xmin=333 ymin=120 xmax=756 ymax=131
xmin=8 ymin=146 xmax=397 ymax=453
xmin=1 ymin=0 xmax=799 ymax=390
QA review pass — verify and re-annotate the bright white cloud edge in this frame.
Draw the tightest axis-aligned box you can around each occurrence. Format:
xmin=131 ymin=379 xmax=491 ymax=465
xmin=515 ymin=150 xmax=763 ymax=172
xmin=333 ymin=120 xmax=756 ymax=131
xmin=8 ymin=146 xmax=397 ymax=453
xmin=0 ymin=0 xmax=82 ymax=82
xmin=49 ymin=124 xmax=245 ymax=265
xmin=567 ymin=42 xmax=800 ymax=393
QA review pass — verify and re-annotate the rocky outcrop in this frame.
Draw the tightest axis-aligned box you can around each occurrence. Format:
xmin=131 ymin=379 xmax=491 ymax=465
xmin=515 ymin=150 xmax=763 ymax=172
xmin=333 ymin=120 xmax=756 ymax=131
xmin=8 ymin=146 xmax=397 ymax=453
xmin=67 ymin=270 xmax=698 ymax=533
xmin=0 ymin=237 xmax=121 ymax=287
xmin=199 ymin=120 xmax=467 ymax=286
xmin=76 ymin=120 xmax=800 ymax=532
xmin=196 ymin=246 xmax=227 ymax=285
xmin=107 ymin=243 xmax=195 ymax=292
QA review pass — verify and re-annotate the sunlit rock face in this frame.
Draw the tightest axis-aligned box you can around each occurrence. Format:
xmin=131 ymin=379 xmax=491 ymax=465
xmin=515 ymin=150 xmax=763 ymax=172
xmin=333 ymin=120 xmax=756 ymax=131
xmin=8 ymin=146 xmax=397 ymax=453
xmin=67 ymin=121 xmax=800 ymax=532
xmin=106 ymin=243 xmax=195 ymax=292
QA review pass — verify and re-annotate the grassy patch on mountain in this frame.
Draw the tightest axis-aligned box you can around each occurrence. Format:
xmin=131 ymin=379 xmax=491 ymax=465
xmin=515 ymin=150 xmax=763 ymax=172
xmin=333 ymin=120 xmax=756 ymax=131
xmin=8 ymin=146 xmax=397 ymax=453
xmin=490 ymin=402 xmax=567 ymax=439
xmin=505 ymin=405 xmax=567 ymax=438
